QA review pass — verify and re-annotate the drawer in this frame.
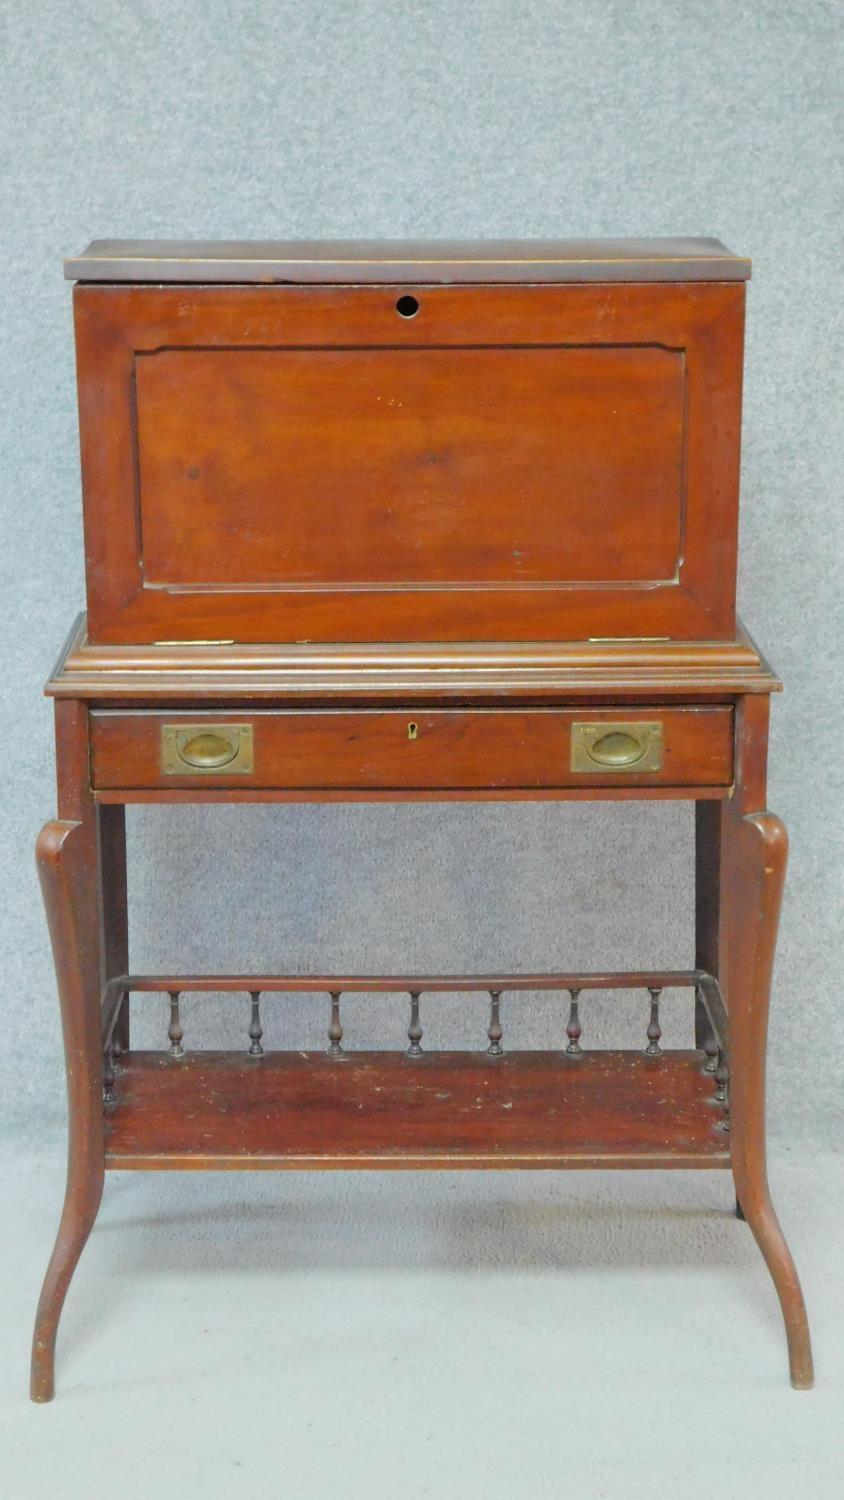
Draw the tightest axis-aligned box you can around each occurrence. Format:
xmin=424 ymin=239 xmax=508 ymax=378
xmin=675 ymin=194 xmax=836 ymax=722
xmin=90 ymin=708 xmax=734 ymax=791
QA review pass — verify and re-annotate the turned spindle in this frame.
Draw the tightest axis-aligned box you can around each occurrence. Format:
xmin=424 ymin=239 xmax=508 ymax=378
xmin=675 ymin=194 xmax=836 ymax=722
xmin=167 ymin=990 xmax=184 ymax=1059
xmin=645 ymin=986 xmax=663 ymax=1056
xmin=248 ymin=991 xmax=264 ymax=1057
xmin=713 ymin=1047 xmax=731 ymax=1131
xmin=697 ymin=986 xmax=719 ymax=1073
xmin=407 ymin=992 xmax=423 ymax=1057
xmin=566 ymin=988 xmax=582 ymax=1056
xmin=328 ymin=991 xmax=344 ymax=1058
xmin=102 ymin=1048 xmax=115 ymax=1105
xmin=487 ymin=990 xmax=503 ymax=1056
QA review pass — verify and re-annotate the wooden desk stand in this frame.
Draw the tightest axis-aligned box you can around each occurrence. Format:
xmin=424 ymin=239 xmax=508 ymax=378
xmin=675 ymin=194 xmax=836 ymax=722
xmin=32 ymin=239 xmax=813 ymax=1398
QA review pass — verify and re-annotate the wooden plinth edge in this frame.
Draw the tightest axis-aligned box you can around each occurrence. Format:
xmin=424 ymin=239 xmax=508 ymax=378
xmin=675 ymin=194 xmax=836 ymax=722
xmin=45 ymin=614 xmax=781 ymax=702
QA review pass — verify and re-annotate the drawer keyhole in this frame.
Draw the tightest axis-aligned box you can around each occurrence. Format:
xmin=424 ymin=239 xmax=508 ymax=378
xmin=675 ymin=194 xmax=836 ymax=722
xmin=407 ymin=722 xmax=419 ymax=741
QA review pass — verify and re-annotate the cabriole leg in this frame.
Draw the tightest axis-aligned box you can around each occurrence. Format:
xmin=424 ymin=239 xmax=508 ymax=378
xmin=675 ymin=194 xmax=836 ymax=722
xmin=31 ymin=818 xmax=105 ymax=1402
xmin=31 ymin=701 xmax=106 ymax=1403
xmin=726 ymin=806 xmax=813 ymax=1389
xmin=710 ymin=696 xmax=815 ymax=1386
xmin=697 ymin=698 xmax=813 ymax=1389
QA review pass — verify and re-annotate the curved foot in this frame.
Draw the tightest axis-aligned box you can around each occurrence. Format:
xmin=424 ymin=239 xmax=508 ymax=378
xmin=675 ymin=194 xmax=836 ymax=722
xmin=31 ymin=1175 xmax=104 ymax=1402
xmin=734 ymin=1183 xmax=813 ymax=1389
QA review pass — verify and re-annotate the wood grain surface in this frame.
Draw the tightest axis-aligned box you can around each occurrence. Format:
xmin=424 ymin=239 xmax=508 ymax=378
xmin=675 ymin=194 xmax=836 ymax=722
xmin=104 ymin=1050 xmax=730 ymax=1170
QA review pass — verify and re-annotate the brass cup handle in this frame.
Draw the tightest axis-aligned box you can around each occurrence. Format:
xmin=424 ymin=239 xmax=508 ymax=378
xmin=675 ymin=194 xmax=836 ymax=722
xmin=177 ymin=731 xmax=240 ymax=769
xmin=586 ymin=730 xmax=647 ymax=767
xmin=162 ymin=724 xmax=254 ymax=775
xmin=571 ymin=721 xmax=663 ymax=773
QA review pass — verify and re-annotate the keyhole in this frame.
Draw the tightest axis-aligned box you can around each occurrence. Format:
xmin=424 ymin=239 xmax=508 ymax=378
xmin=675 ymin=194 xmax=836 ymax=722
xmin=407 ymin=722 xmax=419 ymax=740
xmin=396 ymin=294 xmax=419 ymax=319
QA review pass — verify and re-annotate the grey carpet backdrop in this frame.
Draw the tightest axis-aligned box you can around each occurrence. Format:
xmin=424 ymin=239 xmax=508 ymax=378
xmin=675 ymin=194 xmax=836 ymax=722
xmin=1 ymin=0 xmax=841 ymax=1143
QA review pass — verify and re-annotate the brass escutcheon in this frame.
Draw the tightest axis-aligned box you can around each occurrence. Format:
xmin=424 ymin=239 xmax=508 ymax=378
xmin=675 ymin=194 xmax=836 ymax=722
xmin=161 ymin=724 xmax=253 ymax=775
xmin=571 ymin=721 xmax=663 ymax=773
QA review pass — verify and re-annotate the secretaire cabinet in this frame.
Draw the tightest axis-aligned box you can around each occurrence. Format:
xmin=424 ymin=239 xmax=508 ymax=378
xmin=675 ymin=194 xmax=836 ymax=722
xmin=31 ymin=239 xmax=813 ymax=1402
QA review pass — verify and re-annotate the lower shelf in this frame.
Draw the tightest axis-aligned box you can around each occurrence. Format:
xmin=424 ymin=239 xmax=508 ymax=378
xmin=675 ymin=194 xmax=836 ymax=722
xmin=104 ymin=1050 xmax=730 ymax=1171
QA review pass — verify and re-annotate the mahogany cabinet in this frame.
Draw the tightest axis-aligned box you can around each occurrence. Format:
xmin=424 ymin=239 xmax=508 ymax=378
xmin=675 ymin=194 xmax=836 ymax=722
xmin=31 ymin=238 xmax=812 ymax=1400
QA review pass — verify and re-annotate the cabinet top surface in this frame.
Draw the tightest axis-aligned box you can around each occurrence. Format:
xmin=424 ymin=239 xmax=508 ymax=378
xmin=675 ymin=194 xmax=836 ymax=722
xmin=64 ymin=236 xmax=751 ymax=284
